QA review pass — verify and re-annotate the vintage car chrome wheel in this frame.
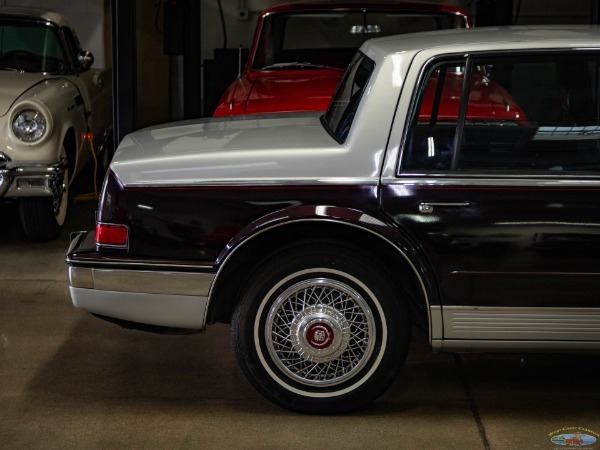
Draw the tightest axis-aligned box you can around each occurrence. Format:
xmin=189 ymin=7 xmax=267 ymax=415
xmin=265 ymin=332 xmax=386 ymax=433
xmin=18 ymin=146 xmax=68 ymax=241
xmin=265 ymin=278 xmax=376 ymax=387
xmin=231 ymin=241 xmax=409 ymax=413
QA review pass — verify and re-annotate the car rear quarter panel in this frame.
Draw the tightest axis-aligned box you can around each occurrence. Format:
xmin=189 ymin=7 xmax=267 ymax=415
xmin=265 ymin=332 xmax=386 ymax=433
xmin=97 ymin=172 xmax=437 ymax=331
xmin=100 ymin=182 xmax=382 ymax=262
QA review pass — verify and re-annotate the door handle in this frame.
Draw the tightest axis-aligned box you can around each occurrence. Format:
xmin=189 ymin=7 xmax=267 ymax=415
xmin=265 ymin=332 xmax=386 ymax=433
xmin=418 ymin=202 xmax=471 ymax=214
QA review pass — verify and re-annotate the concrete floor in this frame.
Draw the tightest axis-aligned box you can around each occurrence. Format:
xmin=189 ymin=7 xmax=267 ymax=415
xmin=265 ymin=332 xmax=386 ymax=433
xmin=1 ymin=193 xmax=599 ymax=449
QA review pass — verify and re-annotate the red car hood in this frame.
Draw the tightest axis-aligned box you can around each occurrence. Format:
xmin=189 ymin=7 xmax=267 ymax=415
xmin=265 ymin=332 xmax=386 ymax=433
xmin=244 ymin=70 xmax=342 ymax=114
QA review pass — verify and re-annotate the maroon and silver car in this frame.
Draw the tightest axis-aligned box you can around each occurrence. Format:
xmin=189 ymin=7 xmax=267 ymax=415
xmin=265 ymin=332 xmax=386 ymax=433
xmin=68 ymin=26 xmax=600 ymax=413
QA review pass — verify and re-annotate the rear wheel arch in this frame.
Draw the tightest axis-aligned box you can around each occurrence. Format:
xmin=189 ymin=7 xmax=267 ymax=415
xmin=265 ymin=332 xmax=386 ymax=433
xmin=207 ymin=219 xmax=432 ymax=335
xmin=230 ymin=237 xmax=413 ymax=412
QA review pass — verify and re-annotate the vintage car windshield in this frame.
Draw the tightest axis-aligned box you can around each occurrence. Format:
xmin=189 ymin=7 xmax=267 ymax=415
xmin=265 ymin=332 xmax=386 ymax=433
xmin=322 ymin=52 xmax=375 ymax=143
xmin=0 ymin=20 xmax=66 ymax=73
xmin=252 ymin=11 xmax=466 ymax=70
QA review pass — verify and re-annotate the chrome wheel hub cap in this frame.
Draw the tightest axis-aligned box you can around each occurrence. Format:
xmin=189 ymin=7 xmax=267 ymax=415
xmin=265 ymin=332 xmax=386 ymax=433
xmin=265 ymin=277 xmax=375 ymax=387
xmin=290 ymin=305 xmax=350 ymax=363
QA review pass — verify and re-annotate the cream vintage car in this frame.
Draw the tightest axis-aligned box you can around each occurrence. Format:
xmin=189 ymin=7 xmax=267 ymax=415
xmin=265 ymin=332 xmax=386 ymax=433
xmin=0 ymin=7 xmax=112 ymax=241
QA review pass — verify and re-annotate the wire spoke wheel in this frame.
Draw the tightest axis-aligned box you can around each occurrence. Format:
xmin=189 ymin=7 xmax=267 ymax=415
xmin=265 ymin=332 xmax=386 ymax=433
xmin=232 ymin=241 xmax=410 ymax=413
xmin=266 ymin=278 xmax=375 ymax=387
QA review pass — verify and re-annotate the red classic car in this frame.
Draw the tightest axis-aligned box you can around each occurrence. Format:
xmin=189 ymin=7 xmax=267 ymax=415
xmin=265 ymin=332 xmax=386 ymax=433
xmin=213 ymin=2 xmax=472 ymax=117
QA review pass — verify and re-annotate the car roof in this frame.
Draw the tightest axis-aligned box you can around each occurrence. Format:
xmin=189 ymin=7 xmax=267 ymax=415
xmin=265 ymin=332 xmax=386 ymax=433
xmin=0 ymin=7 xmax=70 ymax=28
xmin=361 ymin=25 xmax=600 ymax=61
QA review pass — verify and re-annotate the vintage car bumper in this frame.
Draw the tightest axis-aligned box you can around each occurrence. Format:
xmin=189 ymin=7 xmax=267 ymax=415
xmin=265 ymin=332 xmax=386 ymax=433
xmin=0 ymin=157 xmax=67 ymax=198
xmin=66 ymin=231 xmax=214 ymax=330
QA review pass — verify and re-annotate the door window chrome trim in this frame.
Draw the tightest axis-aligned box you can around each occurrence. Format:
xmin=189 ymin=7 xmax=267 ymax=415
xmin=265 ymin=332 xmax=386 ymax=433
xmin=381 ymin=176 xmax=600 ymax=188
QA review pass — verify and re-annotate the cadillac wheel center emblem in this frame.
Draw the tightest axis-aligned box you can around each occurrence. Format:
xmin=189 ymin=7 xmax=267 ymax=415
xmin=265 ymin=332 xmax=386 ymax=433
xmin=306 ymin=323 xmax=334 ymax=349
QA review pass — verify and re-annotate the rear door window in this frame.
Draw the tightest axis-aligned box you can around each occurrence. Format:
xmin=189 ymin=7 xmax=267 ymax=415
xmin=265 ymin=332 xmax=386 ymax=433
xmin=402 ymin=52 xmax=600 ymax=174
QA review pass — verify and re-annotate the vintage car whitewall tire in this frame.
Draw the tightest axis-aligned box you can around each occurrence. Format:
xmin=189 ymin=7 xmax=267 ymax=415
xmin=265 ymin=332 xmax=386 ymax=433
xmin=231 ymin=241 xmax=409 ymax=413
xmin=18 ymin=147 xmax=69 ymax=241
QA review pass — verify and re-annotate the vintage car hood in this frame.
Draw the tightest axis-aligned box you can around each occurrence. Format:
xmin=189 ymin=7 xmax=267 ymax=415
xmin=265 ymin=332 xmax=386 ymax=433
xmin=0 ymin=71 xmax=48 ymax=116
xmin=112 ymin=113 xmax=373 ymax=187
xmin=244 ymin=70 xmax=342 ymax=114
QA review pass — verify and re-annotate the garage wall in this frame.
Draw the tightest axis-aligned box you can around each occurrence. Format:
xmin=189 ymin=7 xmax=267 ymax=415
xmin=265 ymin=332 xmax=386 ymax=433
xmin=136 ymin=0 xmax=169 ymax=128
xmin=515 ymin=0 xmax=592 ymax=24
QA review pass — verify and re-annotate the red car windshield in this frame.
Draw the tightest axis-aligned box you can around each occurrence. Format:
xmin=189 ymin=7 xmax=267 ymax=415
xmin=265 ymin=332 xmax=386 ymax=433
xmin=252 ymin=10 xmax=468 ymax=71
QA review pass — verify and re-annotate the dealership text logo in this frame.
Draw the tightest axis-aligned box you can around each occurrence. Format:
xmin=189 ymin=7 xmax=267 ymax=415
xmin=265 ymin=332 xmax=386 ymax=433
xmin=549 ymin=427 xmax=599 ymax=447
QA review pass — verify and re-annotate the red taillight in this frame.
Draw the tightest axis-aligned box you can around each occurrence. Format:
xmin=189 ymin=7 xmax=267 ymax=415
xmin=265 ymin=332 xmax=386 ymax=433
xmin=95 ymin=223 xmax=128 ymax=246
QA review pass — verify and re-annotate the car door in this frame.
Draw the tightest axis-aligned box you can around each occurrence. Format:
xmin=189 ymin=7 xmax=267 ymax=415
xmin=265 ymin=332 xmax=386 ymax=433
xmin=380 ymin=50 xmax=600 ymax=346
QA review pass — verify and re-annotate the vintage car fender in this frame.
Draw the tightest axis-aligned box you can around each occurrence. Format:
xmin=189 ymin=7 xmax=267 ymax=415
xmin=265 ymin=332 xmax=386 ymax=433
xmin=208 ymin=203 xmax=438 ymax=333
xmin=2 ymin=77 xmax=87 ymax=167
xmin=72 ymin=68 xmax=113 ymax=147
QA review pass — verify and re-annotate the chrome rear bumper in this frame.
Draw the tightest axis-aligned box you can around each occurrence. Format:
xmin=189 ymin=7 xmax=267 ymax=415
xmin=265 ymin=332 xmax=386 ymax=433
xmin=66 ymin=231 xmax=215 ymax=330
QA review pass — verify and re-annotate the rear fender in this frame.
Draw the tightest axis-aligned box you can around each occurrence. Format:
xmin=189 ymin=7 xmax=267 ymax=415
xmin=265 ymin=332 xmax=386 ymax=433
xmin=209 ymin=205 xmax=437 ymax=338
xmin=216 ymin=204 xmax=386 ymax=264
